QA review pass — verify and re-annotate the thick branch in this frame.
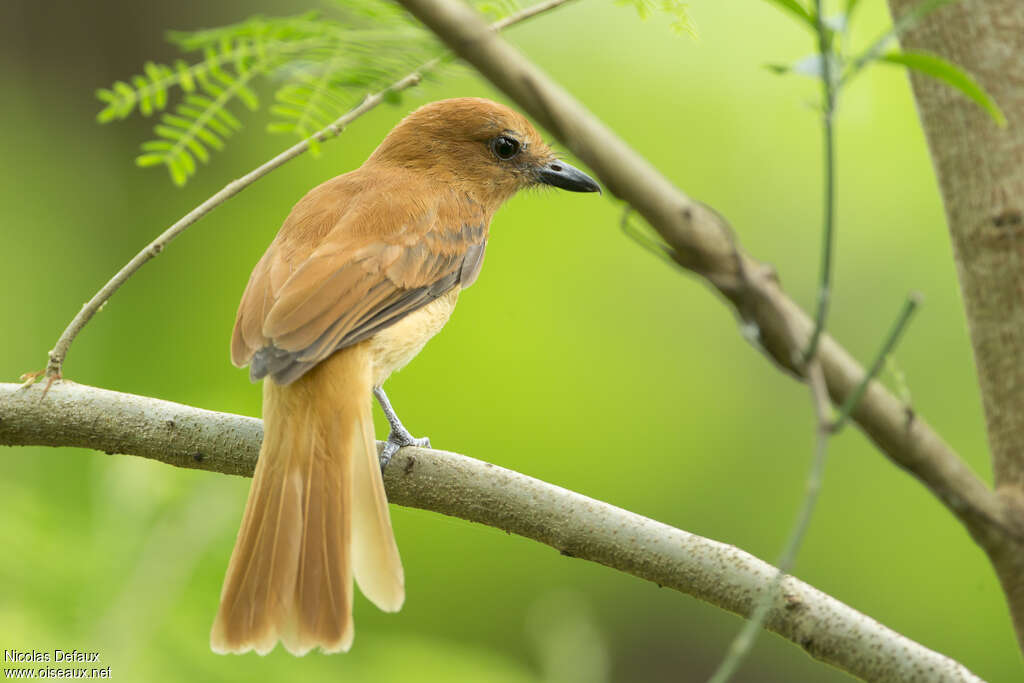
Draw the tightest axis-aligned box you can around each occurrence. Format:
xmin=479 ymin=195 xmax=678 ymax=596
xmin=394 ymin=0 xmax=1017 ymax=554
xmin=0 ymin=381 xmax=982 ymax=682
xmin=886 ymin=0 xmax=1024 ymax=652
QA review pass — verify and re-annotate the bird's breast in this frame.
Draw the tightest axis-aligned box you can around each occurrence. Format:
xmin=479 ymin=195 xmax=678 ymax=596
xmin=368 ymin=288 xmax=460 ymax=388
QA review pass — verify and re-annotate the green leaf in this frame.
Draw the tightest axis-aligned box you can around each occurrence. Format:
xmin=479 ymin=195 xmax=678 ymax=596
xmin=133 ymin=76 xmax=153 ymax=116
xmin=140 ymin=140 xmax=175 ymax=152
xmin=135 ymin=153 xmax=166 ymax=168
xmin=111 ymin=81 xmax=137 ymax=114
xmin=194 ymin=126 xmax=225 ymax=150
xmin=154 ymin=124 xmax=184 ymax=141
xmin=95 ymin=94 xmax=120 ymax=123
xmin=178 ymin=149 xmax=196 ymax=176
xmin=161 ymin=114 xmax=195 ymax=130
xmin=167 ymin=158 xmax=187 ymax=187
xmin=846 ymin=0 xmax=959 ymax=80
xmin=183 ymin=135 xmax=210 ymax=163
xmin=265 ymin=121 xmax=296 ymax=134
xmin=96 ymin=2 xmax=463 ymax=183
xmin=235 ymin=83 xmax=260 ymax=110
xmin=879 ymin=51 xmax=1006 ymax=126
xmin=213 ymin=107 xmax=242 ymax=130
xmin=615 ymin=0 xmax=697 ymax=37
xmin=144 ymin=62 xmax=170 ymax=110
xmin=759 ymin=0 xmax=815 ymax=31
xmin=204 ymin=115 xmax=234 ymax=138
xmin=184 ymin=94 xmax=215 ymax=109
xmin=175 ymin=60 xmax=196 ymax=92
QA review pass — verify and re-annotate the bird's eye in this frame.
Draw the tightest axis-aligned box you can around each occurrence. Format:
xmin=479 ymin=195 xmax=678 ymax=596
xmin=491 ymin=135 xmax=521 ymax=161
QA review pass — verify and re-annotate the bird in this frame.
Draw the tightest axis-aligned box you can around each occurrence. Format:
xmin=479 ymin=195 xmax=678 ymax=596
xmin=210 ymin=97 xmax=600 ymax=656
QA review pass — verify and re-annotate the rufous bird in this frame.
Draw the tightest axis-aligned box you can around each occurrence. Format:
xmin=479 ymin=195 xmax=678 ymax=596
xmin=210 ymin=97 xmax=599 ymax=656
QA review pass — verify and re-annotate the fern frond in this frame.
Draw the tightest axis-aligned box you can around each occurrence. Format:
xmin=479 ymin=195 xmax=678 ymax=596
xmin=136 ymin=64 xmax=260 ymax=186
xmin=617 ymin=0 xmax=697 ymax=36
xmin=95 ymin=37 xmax=329 ymax=123
xmin=262 ymin=4 xmax=439 ymax=148
xmin=97 ymin=0 xmax=568 ymax=185
xmin=166 ymin=12 xmax=330 ymax=51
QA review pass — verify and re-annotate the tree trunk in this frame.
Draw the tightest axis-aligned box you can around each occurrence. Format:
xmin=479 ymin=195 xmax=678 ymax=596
xmin=885 ymin=0 xmax=1024 ymax=653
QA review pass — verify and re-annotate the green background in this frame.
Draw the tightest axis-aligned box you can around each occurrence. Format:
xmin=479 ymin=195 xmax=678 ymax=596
xmin=1 ymin=0 xmax=1017 ymax=681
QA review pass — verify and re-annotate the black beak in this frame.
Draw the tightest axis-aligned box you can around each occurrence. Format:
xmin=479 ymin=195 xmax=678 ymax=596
xmin=538 ymin=159 xmax=601 ymax=193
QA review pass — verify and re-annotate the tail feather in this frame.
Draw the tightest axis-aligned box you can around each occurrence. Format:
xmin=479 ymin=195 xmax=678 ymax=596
xmin=283 ymin=399 xmax=352 ymax=655
xmin=211 ymin=344 xmax=401 ymax=656
xmin=351 ymin=408 xmax=404 ymax=612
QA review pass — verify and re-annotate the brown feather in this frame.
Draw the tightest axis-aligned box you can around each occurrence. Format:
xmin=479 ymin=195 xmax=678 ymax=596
xmin=231 ymin=170 xmax=488 ymax=384
xmin=218 ymin=98 xmax=581 ymax=656
xmin=212 ymin=345 xmax=383 ymax=655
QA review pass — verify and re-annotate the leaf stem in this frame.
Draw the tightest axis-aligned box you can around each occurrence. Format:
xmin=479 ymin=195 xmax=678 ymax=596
xmin=706 ymin=363 xmax=833 ymax=683
xmin=832 ymin=293 xmax=921 ymax=432
xmin=802 ymin=0 xmax=837 ymax=364
xmin=619 ymin=206 xmax=676 ymax=267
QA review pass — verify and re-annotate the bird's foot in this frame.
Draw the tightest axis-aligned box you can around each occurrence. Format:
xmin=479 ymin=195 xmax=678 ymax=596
xmin=19 ymin=369 xmax=61 ymax=397
xmin=379 ymin=428 xmax=430 ymax=472
xmin=374 ymin=385 xmax=430 ymax=471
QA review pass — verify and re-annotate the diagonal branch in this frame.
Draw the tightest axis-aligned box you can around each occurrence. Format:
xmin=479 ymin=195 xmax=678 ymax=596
xmin=394 ymin=0 xmax=1019 ymax=554
xmin=0 ymin=381 xmax=983 ymax=683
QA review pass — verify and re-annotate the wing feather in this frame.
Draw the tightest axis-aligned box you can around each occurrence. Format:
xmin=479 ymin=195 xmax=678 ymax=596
xmin=230 ymin=172 xmax=488 ymax=384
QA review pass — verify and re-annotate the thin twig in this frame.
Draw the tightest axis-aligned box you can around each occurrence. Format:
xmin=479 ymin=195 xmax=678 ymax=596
xmin=707 ymin=362 xmax=833 ymax=683
xmin=490 ymin=0 xmax=574 ymax=29
xmin=833 ymin=292 xmax=922 ymax=432
xmin=802 ymin=0 xmax=838 ymax=363
xmin=0 ymin=380 xmax=985 ymax=683
xmin=36 ymin=0 xmax=577 ymax=382
xmin=619 ymin=206 xmax=676 ymax=266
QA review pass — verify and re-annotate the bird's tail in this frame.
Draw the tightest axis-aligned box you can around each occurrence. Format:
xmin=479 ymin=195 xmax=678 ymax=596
xmin=210 ymin=344 xmax=404 ymax=656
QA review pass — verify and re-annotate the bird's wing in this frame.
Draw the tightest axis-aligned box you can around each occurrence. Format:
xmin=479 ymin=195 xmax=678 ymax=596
xmin=231 ymin=177 xmax=487 ymax=384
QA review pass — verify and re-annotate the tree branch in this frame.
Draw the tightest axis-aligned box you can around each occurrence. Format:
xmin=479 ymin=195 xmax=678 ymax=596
xmin=393 ymin=0 xmax=1019 ymax=554
xmin=0 ymin=381 xmax=983 ymax=682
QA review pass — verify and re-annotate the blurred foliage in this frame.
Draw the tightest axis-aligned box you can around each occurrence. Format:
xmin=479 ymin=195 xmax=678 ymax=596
xmin=0 ymin=1 xmax=1019 ymax=682
xmin=761 ymin=0 xmax=1003 ymax=125
xmin=615 ymin=0 xmax=697 ymax=36
xmin=96 ymin=0 xmax=694 ymax=187
xmin=96 ymin=0 xmax=442 ymax=185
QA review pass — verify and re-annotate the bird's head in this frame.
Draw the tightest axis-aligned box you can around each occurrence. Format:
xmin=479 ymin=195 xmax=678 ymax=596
xmin=368 ymin=97 xmax=600 ymax=207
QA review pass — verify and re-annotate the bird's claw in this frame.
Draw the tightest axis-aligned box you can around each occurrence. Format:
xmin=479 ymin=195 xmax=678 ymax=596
xmin=19 ymin=369 xmax=61 ymax=398
xmin=19 ymin=370 xmax=45 ymax=389
xmin=378 ymin=431 xmax=430 ymax=472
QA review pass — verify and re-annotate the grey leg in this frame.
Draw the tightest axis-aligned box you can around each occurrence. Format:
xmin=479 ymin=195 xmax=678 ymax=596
xmin=374 ymin=386 xmax=430 ymax=471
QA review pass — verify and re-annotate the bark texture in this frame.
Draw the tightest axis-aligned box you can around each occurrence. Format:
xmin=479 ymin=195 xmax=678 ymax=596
xmin=886 ymin=0 xmax=1024 ymax=653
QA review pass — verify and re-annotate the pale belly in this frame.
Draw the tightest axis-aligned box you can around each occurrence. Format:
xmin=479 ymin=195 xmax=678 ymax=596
xmin=368 ymin=288 xmax=459 ymax=387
